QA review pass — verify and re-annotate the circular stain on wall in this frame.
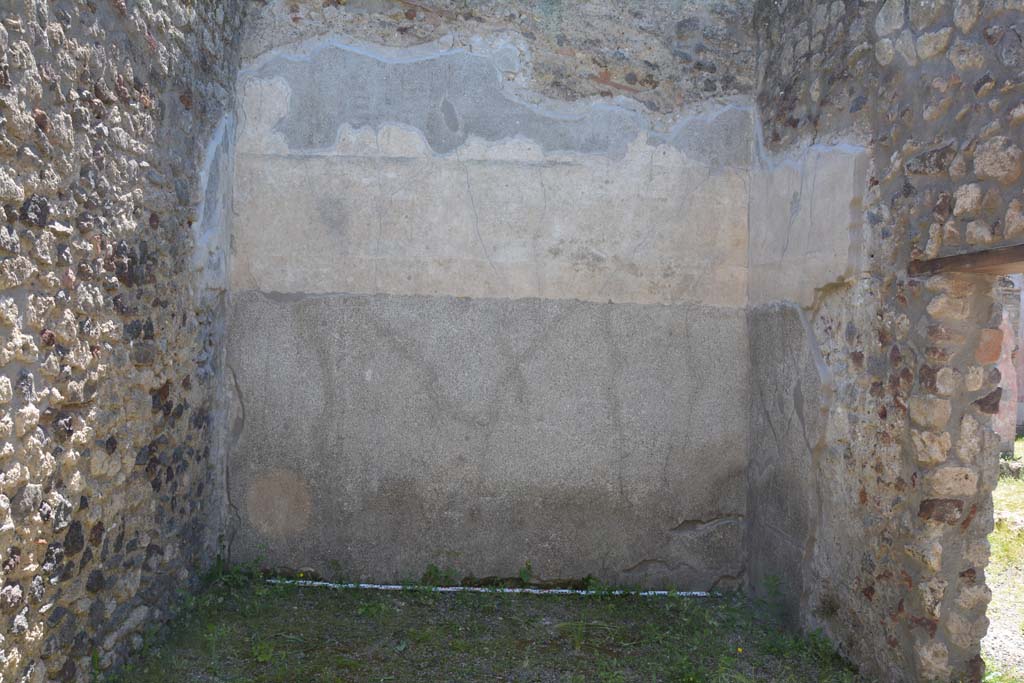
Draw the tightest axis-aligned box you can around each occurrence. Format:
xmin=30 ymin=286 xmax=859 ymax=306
xmin=244 ymin=468 xmax=312 ymax=540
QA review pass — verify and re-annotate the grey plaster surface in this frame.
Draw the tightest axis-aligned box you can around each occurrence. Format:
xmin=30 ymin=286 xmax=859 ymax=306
xmin=232 ymin=39 xmax=752 ymax=307
xmin=746 ymin=303 xmax=830 ymax=620
xmin=193 ymin=116 xmax=234 ymax=303
xmin=240 ymin=39 xmax=753 ymax=165
xmin=748 ymin=144 xmax=868 ymax=306
xmin=192 ymin=116 xmax=236 ymax=556
xmin=227 ymin=291 xmax=749 ymax=589
xmin=250 ymin=45 xmax=642 ymax=157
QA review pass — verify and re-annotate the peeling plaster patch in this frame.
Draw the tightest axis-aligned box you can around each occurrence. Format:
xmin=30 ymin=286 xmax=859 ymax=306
xmin=236 ymin=35 xmax=753 ymax=166
xmin=659 ymin=105 xmax=756 ymax=171
xmin=244 ymin=468 xmax=313 ymax=540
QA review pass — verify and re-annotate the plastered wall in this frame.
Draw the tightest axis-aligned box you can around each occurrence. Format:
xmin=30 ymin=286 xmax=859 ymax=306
xmin=225 ymin=5 xmax=756 ymax=589
xmin=232 ymin=40 xmax=752 ymax=307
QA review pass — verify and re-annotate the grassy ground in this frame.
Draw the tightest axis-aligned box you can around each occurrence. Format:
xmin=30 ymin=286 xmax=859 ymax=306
xmin=984 ymin=457 xmax=1024 ymax=683
xmin=110 ymin=571 xmax=864 ymax=683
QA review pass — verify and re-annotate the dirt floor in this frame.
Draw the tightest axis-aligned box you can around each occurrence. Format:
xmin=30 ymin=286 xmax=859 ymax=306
xmin=111 ymin=574 xmax=865 ymax=683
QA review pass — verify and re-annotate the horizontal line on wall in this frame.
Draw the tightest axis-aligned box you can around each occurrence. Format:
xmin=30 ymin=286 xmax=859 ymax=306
xmin=266 ymin=578 xmax=711 ymax=598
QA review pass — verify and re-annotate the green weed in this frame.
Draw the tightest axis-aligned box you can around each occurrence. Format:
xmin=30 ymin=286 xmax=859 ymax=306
xmin=107 ymin=564 xmax=863 ymax=683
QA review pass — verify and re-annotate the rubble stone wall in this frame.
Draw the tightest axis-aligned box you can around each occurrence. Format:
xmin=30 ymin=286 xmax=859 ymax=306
xmin=0 ymin=1 xmax=243 ymax=680
xmin=753 ymin=0 xmax=1021 ymax=679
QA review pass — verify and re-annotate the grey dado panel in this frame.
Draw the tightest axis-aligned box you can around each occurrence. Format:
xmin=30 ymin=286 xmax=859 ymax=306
xmin=227 ymin=291 xmax=749 ymax=589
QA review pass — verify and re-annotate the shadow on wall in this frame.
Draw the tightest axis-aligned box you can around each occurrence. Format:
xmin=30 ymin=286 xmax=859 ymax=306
xmin=746 ymin=302 xmax=831 ymax=625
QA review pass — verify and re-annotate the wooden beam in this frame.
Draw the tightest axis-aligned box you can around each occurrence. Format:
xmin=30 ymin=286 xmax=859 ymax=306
xmin=908 ymin=243 xmax=1024 ymax=276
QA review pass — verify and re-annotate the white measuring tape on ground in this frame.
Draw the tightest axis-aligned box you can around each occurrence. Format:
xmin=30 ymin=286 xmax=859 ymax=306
xmin=265 ymin=578 xmax=711 ymax=598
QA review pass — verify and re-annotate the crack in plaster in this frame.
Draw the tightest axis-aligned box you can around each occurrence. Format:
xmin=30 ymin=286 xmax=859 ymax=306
xmin=671 ymin=515 xmax=745 ymax=533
